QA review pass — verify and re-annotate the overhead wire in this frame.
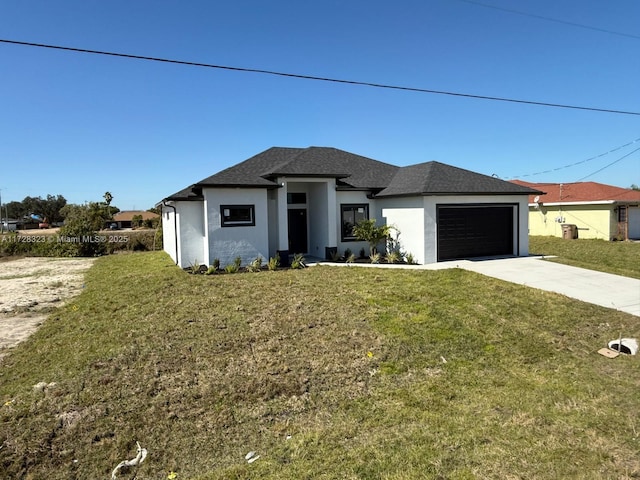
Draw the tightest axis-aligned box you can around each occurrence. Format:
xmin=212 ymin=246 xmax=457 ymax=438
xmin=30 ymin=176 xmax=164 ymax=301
xmin=574 ymin=146 xmax=640 ymax=182
xmin=452 ymin=0 xmax=640 ymax=40
xmin=511 ymin=137 xmax=640 ymax=179
xmin=1 ymin=38 xmax=639 ymax=116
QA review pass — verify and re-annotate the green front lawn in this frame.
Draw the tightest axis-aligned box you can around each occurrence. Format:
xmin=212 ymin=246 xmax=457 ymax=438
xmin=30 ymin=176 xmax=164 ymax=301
xmin=1 ymin=252 xmax=638 ymax=479
xmin=529 ymin=235 xmax=640 ymax=279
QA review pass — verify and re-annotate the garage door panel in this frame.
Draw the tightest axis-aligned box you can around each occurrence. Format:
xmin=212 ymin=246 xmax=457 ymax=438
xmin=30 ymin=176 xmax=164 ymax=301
xmin=437 ymin=205 xmax=514 ymax=261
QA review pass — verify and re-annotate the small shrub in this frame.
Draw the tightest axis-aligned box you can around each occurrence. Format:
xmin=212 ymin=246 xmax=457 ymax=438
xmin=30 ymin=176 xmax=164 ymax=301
xmin=385 ymin=250 xmax=401 ymax=264
xmin=246 ymin=256 xmax=263 ymax=273
xmin=353 ymin=219 xmax=393 ymax=255
xmin=330 ymin=250 xmax=341 ymax=261
xmin=268 ymin=254 xmax=280 ymax=271
xmin=369 ymin=252 xmax=381 ymax=264
xmin=106 ymin=230 xmax=157 ymax=254
xmin=359 ymin=248 xmax=366 ymax=259
xmin=346 ymin=253 xmax=356 ymax=264
xmin=234 ymin=256 xmax=242 ymax=269
xmin=189 ymin=260 xmax=202 ymax=274
xmin=153 ymin=228 xmax=163 ymax=250
xmin=405 ymin=252 xmax=416 ymax=265
xmin=212 ymin=258 xmax=220 ymax=270
xmin=224 ymin=263 xmax=239 ymax=274
xmin=205 ymin=265 xmax=217 ymax=275
xmin=343 ymin=248 xmax=352 ymax=260
xmin=291 ymin=253 xmax=306 ymax=269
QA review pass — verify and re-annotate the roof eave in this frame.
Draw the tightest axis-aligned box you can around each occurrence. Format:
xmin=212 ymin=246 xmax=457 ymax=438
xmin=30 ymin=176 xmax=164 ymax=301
xmin=268 ymin=173 xmax=351 ymax=179
xmin=196 ymin=182 xmax=280 ymax=189
xmin=531 ymin=200 xmax=619 ymax=206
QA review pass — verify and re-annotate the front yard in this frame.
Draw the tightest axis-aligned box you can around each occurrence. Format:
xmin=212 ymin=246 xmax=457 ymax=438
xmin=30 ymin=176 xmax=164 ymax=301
xmin=1 ymin=251 xmax=638 ymax=479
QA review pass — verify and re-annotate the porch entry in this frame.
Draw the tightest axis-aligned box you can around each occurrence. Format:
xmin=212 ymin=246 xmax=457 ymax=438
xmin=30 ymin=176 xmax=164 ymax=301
xmin=288 ymin=208 xmax=308 ymax=254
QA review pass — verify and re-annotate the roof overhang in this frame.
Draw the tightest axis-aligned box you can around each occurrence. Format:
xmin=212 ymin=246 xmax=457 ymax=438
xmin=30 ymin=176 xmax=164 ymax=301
xmin=375 ymin=191 xmax=537 ymax=199
xmin=529 ymin=200 xmax=616 ymax=207
xmin=196 ymin=182 xmax=281 ymax=189
xmin=267 ymin=173 xmax=351 ymax=180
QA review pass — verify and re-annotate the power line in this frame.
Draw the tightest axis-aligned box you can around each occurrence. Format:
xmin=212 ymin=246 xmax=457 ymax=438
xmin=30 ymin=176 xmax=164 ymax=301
xmin=1 ymin=38 xmax=639 ymax=116
xmin=575 ymin=145 xmax=640 ymax=182
xmin=511 ymin=137 xmax=640 ymax=178
xmin=453 ymin=0 xmax=640 ymax=40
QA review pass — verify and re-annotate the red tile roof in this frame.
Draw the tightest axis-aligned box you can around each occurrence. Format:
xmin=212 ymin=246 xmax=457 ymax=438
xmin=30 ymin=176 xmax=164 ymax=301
xmin=510 ymin=180 xmax=640 ymax=204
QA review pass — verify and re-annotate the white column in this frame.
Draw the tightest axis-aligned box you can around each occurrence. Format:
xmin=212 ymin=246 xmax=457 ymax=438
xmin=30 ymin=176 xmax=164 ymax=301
xmin=326 ymin=180 xmax=337 ymax=246
xmin=277 ymin=179 xmax=289 ymax=250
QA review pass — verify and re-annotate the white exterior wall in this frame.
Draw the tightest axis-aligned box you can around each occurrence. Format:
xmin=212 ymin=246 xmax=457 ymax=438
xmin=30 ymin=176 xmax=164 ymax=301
xmin=422 ymin=195 xmax=530 ymax=264
xmin=267 ymin=189 xmax=279 ymax=256
xmin=336 ymin=190 xmax=374 ymax=256
xmin=204 ymin=188 xmax=269 ymax=267
xmin=379 ymin=197 xmax=425 ymax=264
xmin=161 ymin=201 xmax=206 ymax=268
xmin=161 ymin=205 xmax=178 ymax=264
xmin=629 ymin=207 xmax=640 ymax=239
xmin=308 ymin=183 xmax=330 ymax=258
xmin=177 ymin=201 xmax=206 ymax=268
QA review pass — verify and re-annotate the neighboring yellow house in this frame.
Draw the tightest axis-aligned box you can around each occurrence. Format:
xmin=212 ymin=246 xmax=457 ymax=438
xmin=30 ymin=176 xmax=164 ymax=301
xmin=511 ymin=180 xmax=640 ymax=241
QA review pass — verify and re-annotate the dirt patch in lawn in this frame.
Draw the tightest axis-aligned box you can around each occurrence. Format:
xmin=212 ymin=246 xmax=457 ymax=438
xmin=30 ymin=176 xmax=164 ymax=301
xmin=0 ymin=257 xmax=95 ymax=361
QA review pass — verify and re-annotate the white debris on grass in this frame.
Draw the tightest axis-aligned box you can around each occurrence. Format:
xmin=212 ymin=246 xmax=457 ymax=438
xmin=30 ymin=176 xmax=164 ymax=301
xmin=111 ymin=441 xmax=148 ymax=479
xmin=32 ymin=382 xmax=57 ymax=394
xmin=245 ymin=451 xmax=260 ymax=463
xmin=608 ymin=338 xmax=638 ymax=355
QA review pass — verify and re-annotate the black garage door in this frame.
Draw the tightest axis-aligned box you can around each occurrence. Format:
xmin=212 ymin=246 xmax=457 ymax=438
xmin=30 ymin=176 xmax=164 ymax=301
xmin=437 ymin=205 xmax=515 ymax=261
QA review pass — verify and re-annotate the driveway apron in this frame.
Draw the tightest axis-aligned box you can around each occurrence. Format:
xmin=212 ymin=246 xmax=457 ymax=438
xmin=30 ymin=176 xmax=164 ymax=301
xmin=450 ymin=256 xmax=640 ymax=317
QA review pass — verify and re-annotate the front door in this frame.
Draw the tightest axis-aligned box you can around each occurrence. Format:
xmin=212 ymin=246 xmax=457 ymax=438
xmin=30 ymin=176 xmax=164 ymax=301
xmin=288 ymin=209 xmax=308 ymax=254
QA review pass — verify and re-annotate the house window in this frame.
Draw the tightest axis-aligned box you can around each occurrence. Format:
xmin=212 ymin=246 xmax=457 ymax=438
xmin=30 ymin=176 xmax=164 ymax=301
xmin=341 ymin=204 xmax=369 ymax=241
xmin=221 ymin=205 xmax=255 ymax=227
xmin=618 ymin=205 xmax=628 ymax=223
xmin=287 ymin=192 xmax=307 ymax=204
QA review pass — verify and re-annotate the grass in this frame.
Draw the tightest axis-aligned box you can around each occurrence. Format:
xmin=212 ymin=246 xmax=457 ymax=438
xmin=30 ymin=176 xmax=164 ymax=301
xmin=530 ymin=235 xmax=640 ymax=279
xmin=1 ymin=251 xmax=639 ymax=479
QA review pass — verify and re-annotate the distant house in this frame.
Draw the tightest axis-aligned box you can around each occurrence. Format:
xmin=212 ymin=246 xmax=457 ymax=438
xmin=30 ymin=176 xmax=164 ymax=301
xmin=111 ymin=210 xmax=160 ymax=229
xmin=158 ymin=147 xmax=539 ymax=268
xmin=511 ymin=180 xmax=640 ymax=240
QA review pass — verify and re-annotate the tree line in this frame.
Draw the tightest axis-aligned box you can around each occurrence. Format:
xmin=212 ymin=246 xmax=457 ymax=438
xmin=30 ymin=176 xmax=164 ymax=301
xmin=4 ymin=194 xmax=71 ymax=224
xmin=3 ymin=192 xmax=122 ymax=227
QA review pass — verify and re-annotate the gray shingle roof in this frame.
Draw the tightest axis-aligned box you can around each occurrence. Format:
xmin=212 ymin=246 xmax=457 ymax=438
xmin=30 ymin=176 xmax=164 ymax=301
xmin=192 ymin=146 xmax=398 ymax=189
xmin=376 ymin=161 xmax=541 ymax=197
xmin=195 ymin=147 xmax=302 ymax=187
xmin=163 ymin=147 xmax=540 ymax=202
xmin=163 ymin=185 xmax=203 ymax=201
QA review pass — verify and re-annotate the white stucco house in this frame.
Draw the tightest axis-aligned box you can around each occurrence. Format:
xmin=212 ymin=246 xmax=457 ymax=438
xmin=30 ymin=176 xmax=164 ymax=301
xmin=158 ymin=147 xmax=540 ymax=267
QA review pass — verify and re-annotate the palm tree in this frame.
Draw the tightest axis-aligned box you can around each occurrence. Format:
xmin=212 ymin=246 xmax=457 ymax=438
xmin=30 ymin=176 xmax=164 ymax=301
xmin=352 ymin=219 xmax=393 ymax=255
xmin=104 ymin=192 xmax=113 ymax=220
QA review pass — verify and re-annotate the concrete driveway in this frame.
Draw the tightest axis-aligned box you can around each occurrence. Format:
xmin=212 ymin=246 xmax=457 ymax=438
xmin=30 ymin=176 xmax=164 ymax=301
xmin=440 ymin=256 xmax=640 ymax=317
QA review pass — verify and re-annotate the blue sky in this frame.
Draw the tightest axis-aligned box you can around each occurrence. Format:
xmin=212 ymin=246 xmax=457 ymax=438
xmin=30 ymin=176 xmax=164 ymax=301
xmin=1 ymin=0 xmax=639 ymax=210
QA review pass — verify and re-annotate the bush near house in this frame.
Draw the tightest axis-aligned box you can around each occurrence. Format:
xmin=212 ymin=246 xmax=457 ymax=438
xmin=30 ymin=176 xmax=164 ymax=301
xmin=352 ymin=219 xmax=393 ymax=255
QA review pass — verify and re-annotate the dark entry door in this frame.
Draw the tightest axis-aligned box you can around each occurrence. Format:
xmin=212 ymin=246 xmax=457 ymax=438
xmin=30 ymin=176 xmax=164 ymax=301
xmin=288 ymin=209 xmax=308 ymax=253
xmin=437 ymin=205 xmax=514 ymax=261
